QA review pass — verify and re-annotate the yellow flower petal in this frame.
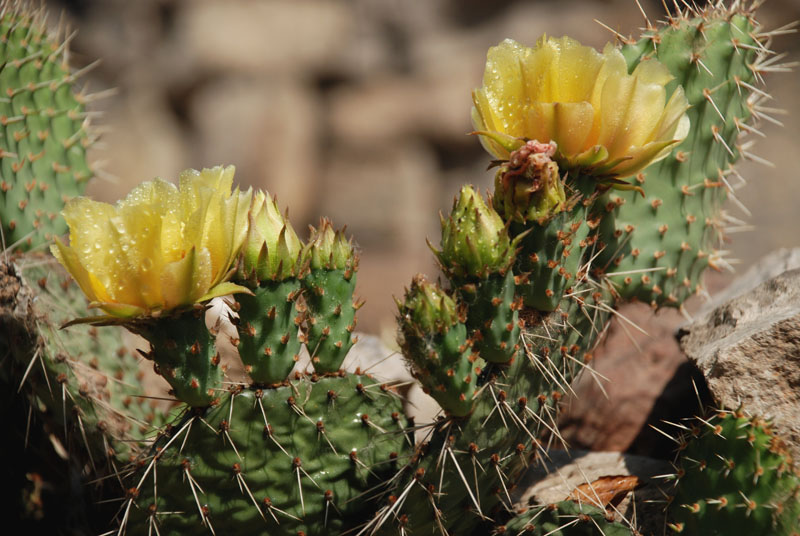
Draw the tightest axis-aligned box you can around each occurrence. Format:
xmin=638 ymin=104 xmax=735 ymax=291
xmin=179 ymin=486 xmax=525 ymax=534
xmin=472 ymin=36 xmax=690 ymax=178
xmin=53 ymin=165 xmax=253 ymax=320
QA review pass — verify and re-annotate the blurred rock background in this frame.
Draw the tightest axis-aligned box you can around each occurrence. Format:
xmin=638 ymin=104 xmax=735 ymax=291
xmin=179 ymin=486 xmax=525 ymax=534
xmin=49 ymin=0 xmax=800 ymax=452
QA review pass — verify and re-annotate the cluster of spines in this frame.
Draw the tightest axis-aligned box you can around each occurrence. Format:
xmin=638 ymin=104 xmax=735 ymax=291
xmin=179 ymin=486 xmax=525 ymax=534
xmin=667 ymin=409 xmax=800 ymax=535
xmin=0 ymin=1 xmax=95 ymax=250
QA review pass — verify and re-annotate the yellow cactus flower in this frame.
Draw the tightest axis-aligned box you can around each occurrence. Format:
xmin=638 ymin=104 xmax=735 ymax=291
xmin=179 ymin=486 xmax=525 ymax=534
xmin=52 ymin=165 xmax=253 ymax=320
xmin=472 ymin=36 xmax=690 ymax=178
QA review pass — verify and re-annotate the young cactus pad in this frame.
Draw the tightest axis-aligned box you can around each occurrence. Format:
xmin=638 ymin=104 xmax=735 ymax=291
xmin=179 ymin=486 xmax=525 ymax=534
xmin=435 ymin=186 xmax=523 ymax=363
xmin=0 ymin=4 xmax=94 ymax=251
xmin=302 ymin=219 xmax=360 ymax=374
xmin=397 ymin=275 xmax=482 ymax=416
xmin=234 ymin=190 xmax=306 ymax=384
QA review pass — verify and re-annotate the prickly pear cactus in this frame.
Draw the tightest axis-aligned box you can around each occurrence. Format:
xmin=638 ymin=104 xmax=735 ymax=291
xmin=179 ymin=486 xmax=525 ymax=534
xmin=1 ymin=1 xmax=792 ymax=536
xmin=0 ymin=3 xmax=93 ymax=250
xmin=234 ymin=190 xmax=306 ymax=384
xmin=434 ymin=185 xmax=523 ymax=363
xmin=397 ymin=275 xmax=482 ymax=416
xmin=598 ymin=5 xmax=769 ymax=308
xmin=668 ymin=410 xmax=800 ymax=535
xmin=0 ymin=255 xmax=172 ymax=532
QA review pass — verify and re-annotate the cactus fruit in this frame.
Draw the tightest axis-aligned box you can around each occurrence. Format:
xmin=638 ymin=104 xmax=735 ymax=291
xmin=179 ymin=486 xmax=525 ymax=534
xmin=302 ymin=219 xmax=360 ymax=374
xmin=598 ymin=6 xmax=769 ymax=308
xmin=123 ymin=374 xmax=412 ymax=535
xmin=0 ymin=3 xmax=94 ymax=251
xmin=434 ymin=185 xmax=523 ymax=363
xmin=234 ymin=190 xmax=306 ymax=384
xmin=667 ymin=409 xmax=800 ymax=535
xmin=397 ymin=275 xmax=481 ymax=416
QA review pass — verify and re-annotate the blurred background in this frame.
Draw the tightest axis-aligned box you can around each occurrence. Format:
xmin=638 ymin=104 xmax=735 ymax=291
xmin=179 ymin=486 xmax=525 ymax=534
xmin=48 ymin=0 xmax=799 ymax=337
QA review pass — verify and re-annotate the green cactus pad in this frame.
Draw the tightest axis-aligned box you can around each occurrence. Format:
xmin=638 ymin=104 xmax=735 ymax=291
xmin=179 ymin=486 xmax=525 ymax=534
xmin=133 ymin=309 xmax=222 ymax=407
xmin=397 ymin=276 xmax=482 ymax=416
xmin=236 ymin=278 xmax=304 ymax=384
xmin=461 ymin=269 xmax=521 ymax=363
xmin=373 ymin=285 xmax=613 ymax=534
xmin=303 ymin=220 xmax=359 ymax=374
xmin=124 ymin=374 xmax=411 ymax=535
xmin=668 ymin=410 xmax=800 ymax=535
xmin=496 ymin=501 xmax=632 ymax=535
xmin=599 ymin=8 xmax=765 ymax=307
xmin=514 ymin=176 xmax=597 ymax=312
xmin=0 ymin=7 xmax=93 ymax=250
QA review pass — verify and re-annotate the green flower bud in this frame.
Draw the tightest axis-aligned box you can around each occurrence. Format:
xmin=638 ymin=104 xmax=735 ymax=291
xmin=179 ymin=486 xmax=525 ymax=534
xmin=238 ymin=190 xmax=304 ymax=283
xmin=493 ymin=140 xmax=566 ymax=224
xmin=397 ymin=275 xmax=460 ymax=335
xmin=306 ymin=218 xmax=355 ymax=272
xmin=435 ymin=186 xmax=518 ymax=280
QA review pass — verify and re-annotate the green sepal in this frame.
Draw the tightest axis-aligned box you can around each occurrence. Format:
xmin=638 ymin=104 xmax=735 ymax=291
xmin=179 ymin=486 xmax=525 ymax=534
xmin=237 ymin=190 xmax=305 ymax=283
xmin=305 ymin=218 xmax=356 ymax=272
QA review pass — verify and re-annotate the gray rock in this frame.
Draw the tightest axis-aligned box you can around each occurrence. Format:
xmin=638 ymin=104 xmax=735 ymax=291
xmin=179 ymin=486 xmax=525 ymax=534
xmin=515 ymin=450 xmax=672 ymax=535
xmin=678 ymin=265 xmax=800 ymax=459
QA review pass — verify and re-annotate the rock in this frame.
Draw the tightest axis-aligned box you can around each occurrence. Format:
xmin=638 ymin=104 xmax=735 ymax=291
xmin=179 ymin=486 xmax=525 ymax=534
xmin=328 ymin=72 xmax=475 ymax=146
xmin=678 ymin=265 xmax=800 ymax=459
xmin=86 ymin=89 xmax=191 ymax=203
xmin=189 ymin=77 xmax=321 ymax=224
xmin=558 ymin=303 xmax=689 ymax=453
xmin=172 ymin=0 xmax=352 ymax=75
xmin=514 ymin=449 xmax=671 ymax=535
xmin=318 ymin=142 xmax=441 ymax=250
